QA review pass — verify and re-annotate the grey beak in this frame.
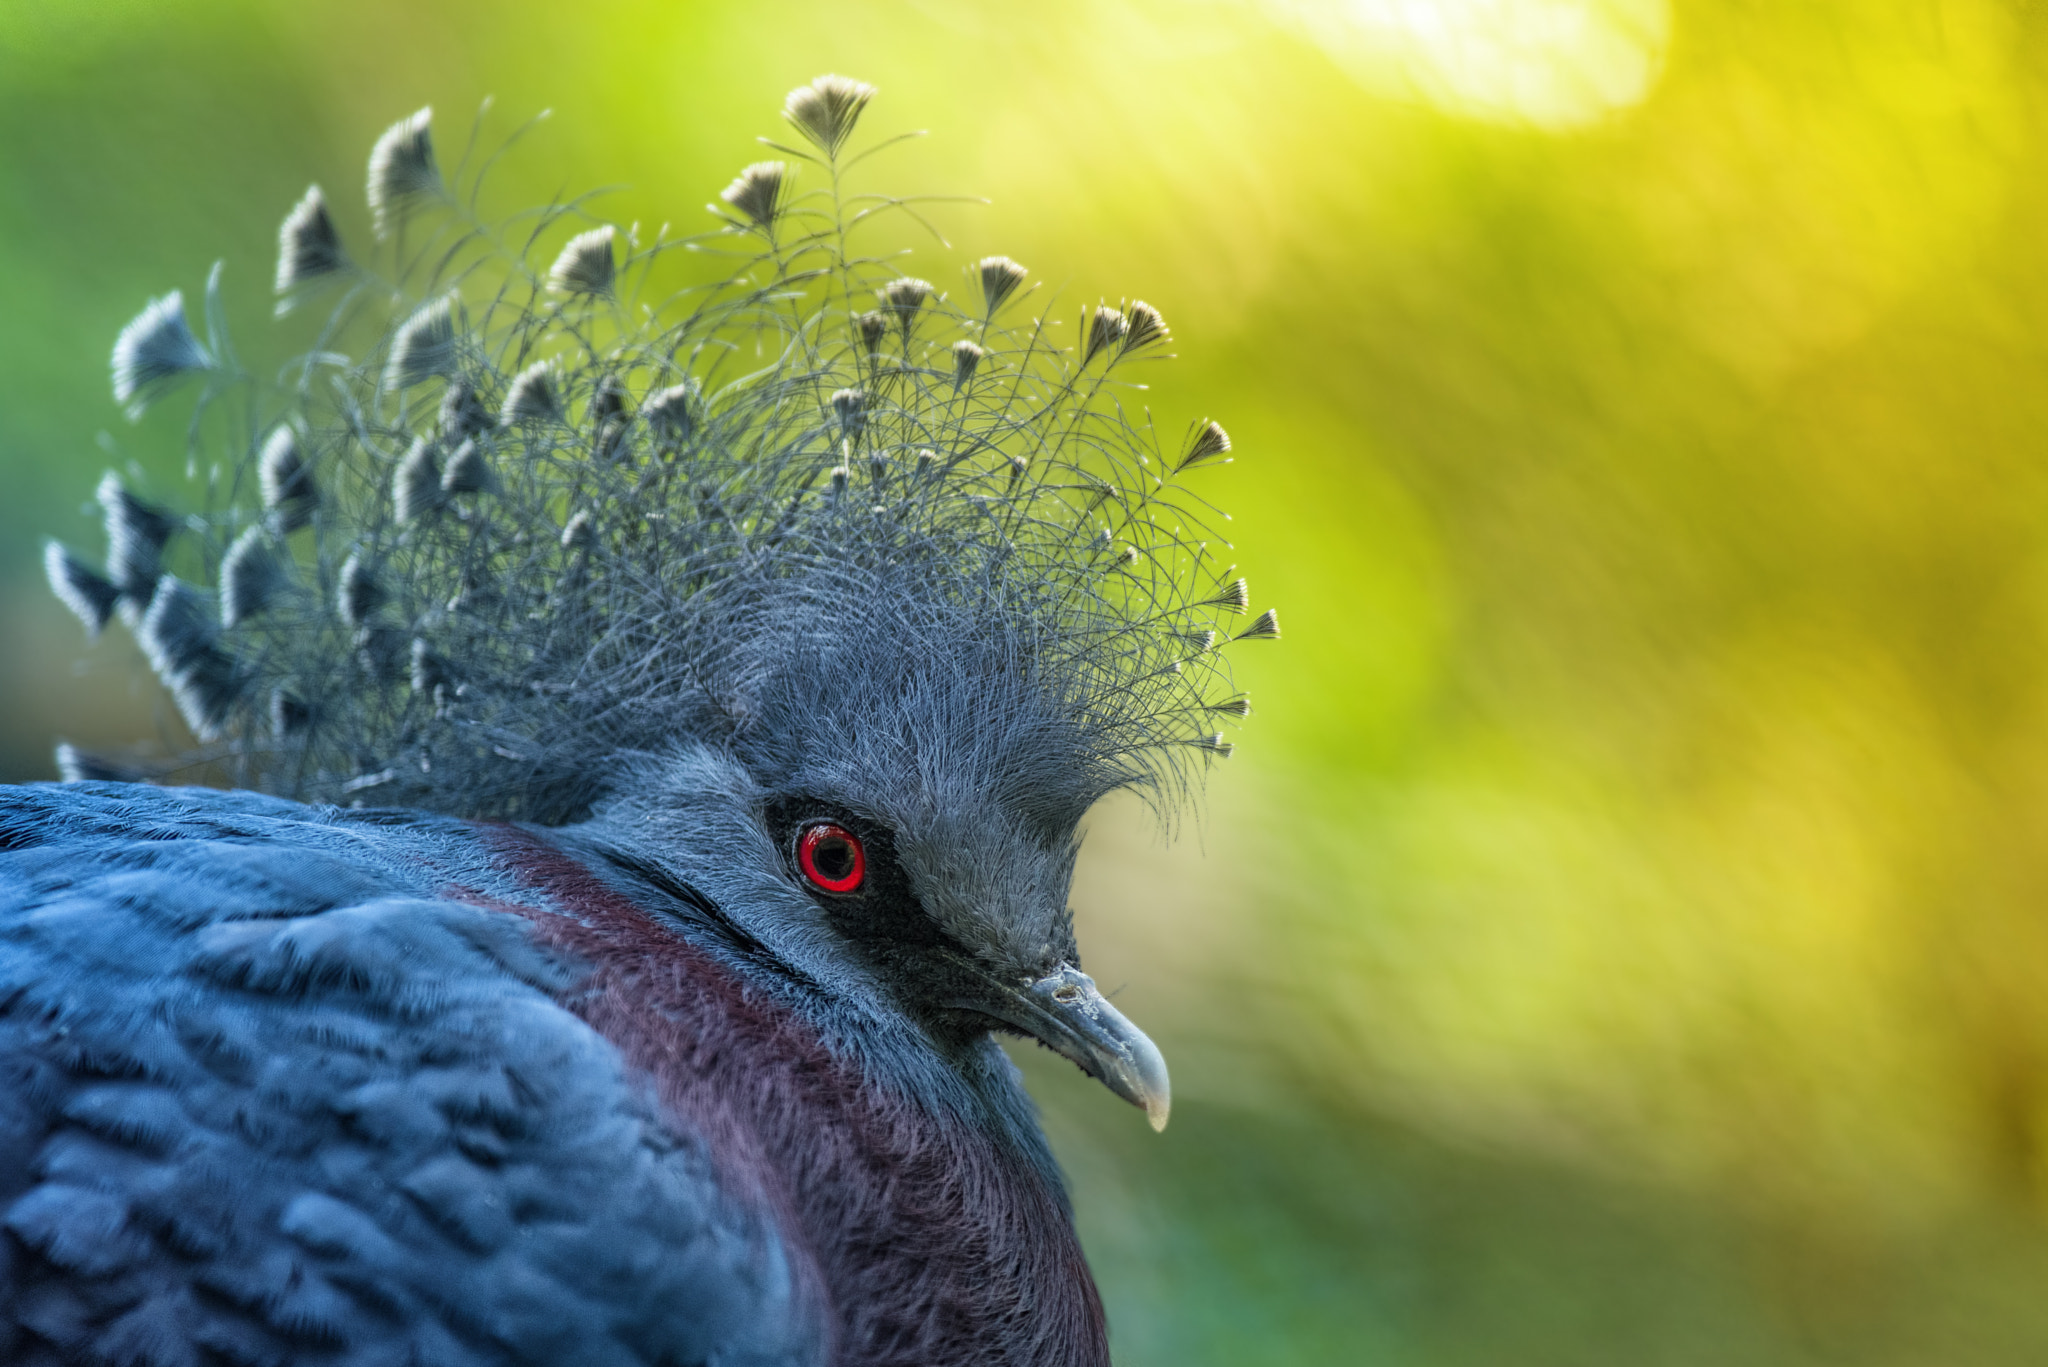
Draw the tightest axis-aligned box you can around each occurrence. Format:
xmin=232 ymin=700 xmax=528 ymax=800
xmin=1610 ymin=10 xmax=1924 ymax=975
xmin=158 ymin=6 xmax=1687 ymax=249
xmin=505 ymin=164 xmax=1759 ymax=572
xmin=970 ymin=963 xmax=1171 ymax=1131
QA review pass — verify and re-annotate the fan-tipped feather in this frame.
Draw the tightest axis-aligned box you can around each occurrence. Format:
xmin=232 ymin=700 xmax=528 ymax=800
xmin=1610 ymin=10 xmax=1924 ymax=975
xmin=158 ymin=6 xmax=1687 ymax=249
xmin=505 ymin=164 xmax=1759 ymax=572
xmin=259 ymin=427 xmax=319 ymax=531
xmin=137 ymin=578 xmax=241 ymax=739
xmin=111 ymin=292 xmax=211 ymax=417
xmin=275 ymin=185 xmax=347 ymax=305
xmin=45 ymin=544 xmax=121 ymax=636
xmin=368 ymin=108 xmax=441 ymax=235
xmin=784 ymin=74 xmax=877 ymax=157
xmin=548 ymin=225 xmax=617 ymax=297
xmin=97 ymin=474 xmax=176 ymax=605
xmin=220 ymin=527 xmax=284 ymax=628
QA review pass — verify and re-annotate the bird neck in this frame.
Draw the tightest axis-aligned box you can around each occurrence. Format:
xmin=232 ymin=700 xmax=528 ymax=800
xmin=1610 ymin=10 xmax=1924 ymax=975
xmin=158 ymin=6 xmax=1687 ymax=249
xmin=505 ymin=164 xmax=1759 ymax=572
xmin=472 ymin=822 xmax=1110 ymax=1367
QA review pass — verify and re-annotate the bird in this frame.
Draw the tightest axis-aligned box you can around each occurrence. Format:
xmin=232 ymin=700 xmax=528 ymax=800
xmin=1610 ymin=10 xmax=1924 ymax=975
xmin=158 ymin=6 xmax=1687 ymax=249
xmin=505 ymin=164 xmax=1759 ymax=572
xmin=8 ymin=75 xmax=1276 ymax=1365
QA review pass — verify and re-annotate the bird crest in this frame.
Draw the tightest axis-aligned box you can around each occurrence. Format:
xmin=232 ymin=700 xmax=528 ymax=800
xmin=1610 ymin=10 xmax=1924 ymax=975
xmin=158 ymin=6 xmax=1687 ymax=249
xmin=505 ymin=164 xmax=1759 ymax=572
xmin=47 ymin=77 xmax=1276 ymax=822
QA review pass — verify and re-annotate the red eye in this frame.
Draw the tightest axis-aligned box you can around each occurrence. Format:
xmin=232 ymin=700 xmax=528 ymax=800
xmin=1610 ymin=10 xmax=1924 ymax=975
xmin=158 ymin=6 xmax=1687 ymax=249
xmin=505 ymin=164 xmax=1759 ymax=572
xmin=798 ymin=823 xmax=866 ymax=894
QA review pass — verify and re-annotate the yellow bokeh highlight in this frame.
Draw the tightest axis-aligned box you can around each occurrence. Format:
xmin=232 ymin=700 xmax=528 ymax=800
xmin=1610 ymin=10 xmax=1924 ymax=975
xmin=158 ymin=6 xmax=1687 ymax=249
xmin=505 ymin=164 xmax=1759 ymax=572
xmin=1266 ymin=0 xmax=1671 ymax=129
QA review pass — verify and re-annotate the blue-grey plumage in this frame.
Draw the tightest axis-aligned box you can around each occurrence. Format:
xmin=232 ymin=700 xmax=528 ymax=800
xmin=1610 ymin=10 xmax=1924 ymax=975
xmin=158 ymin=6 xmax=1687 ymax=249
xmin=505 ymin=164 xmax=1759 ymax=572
xmin=1 ymin=783 xmax=822 ymax=1367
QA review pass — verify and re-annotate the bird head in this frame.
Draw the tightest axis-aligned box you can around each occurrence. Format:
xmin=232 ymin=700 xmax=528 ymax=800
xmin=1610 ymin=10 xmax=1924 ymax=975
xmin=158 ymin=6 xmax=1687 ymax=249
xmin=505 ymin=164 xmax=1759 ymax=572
xmin=596 ymin=593 xmax=1174 ymax=1126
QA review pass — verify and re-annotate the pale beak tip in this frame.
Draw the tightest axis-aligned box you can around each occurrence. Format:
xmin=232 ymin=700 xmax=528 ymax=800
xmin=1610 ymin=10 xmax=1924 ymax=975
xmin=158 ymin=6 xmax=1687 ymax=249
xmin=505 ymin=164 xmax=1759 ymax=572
xmin=1126 ymin=1024 xmax=1171 ymax=1133
xmin=1011 ymin=964 xmax=1173 ymax=1133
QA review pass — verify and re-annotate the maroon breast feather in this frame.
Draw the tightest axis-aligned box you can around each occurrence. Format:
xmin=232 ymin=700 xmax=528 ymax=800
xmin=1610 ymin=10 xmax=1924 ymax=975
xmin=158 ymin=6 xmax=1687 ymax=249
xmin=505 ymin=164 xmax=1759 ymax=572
xmin=467 ymin=824 xmax=1109 ymax=1367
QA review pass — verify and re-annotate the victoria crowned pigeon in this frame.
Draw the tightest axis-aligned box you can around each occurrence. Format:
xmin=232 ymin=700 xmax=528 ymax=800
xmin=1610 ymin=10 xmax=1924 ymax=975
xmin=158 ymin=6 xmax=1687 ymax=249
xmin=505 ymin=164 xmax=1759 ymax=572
xmin=8 ymin=76 xmax=1277 ymax=1366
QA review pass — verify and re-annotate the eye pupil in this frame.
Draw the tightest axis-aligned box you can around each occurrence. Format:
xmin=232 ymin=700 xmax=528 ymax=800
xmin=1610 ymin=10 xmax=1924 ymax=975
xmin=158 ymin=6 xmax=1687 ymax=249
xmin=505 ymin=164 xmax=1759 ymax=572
xmin=798 ymin=822 xmax=866 ymax=893
xmin=815 ymin=839 xmax=852 ymax=878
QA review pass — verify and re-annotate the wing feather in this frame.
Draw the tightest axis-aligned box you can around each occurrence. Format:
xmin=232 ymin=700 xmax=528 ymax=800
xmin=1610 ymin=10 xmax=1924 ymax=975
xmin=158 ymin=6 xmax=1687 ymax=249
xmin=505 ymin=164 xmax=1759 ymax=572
xmin=0 ymin=782 xmax=821 ymax=1367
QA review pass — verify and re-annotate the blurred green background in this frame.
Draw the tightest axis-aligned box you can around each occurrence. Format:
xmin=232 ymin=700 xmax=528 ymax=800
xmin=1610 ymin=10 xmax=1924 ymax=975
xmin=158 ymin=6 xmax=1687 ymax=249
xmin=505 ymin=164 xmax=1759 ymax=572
xmin=8 ymin=0 xmax=2048 ymax=1360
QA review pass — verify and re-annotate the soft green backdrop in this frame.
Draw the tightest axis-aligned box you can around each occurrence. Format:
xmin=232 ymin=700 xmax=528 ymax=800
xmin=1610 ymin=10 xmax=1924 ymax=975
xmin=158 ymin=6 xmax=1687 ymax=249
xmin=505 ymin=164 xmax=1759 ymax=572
xmin=8 ymin=0 xmax=2048 ymax=1361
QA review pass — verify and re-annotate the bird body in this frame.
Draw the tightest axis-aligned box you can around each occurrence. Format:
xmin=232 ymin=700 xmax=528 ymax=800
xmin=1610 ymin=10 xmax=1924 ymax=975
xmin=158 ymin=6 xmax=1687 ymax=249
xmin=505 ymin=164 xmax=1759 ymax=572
xmin=1 ymin=780 xmax=1103 ymax=1365
xmin=16 ymin=75 xmax=1274 ymax=1361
